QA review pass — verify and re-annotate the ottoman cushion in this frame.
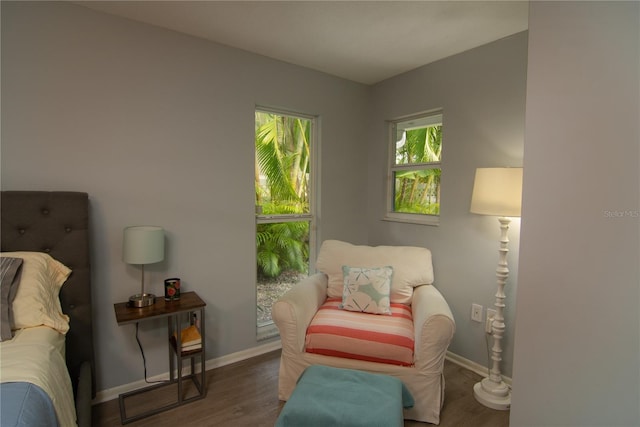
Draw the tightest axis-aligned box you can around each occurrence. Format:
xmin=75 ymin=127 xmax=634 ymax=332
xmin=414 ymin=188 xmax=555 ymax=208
xmin=275 ymin=365 xmax=414 ymax=427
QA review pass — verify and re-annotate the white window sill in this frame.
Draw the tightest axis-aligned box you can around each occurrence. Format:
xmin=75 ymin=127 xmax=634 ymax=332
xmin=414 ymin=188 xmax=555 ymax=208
xmin=383 ymin=213 xmax=440 ymax=226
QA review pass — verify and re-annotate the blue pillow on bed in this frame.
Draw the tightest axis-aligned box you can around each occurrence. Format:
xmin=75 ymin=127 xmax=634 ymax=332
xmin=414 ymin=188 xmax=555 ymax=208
xmin=0 ymin=257 xmax=23 ymax=341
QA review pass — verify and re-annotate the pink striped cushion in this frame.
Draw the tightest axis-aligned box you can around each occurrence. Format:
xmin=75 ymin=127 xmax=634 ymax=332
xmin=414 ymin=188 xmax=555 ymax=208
xmin=305 ymin=298 xmax=414 ymax=366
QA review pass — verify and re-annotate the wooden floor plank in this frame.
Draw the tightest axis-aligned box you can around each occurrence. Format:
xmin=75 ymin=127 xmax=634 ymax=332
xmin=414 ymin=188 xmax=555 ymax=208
xmin=93 ymin=350 xmax=509 ymax=426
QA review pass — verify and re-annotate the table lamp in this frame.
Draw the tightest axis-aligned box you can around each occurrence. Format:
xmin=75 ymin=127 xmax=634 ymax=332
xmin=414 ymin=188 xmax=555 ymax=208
xmin=123 ymin=226 xmax=165 ymax=307
xmin=470 ymin=167 xmax=523 ymax=410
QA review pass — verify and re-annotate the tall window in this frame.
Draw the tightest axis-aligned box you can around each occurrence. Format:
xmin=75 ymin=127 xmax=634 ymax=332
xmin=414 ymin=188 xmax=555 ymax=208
xmin=255 ymin=108 xmax=315 ymax=339
xmin=386 ymin=111 xmax=443 ymax=225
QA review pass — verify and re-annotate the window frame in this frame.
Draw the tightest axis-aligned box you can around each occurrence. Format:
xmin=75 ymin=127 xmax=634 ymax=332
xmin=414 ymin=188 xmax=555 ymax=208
xmin=385 ymin=110 xmax=443 ymax=226
xmin=254 ymin=106 xmax=318 ymax=340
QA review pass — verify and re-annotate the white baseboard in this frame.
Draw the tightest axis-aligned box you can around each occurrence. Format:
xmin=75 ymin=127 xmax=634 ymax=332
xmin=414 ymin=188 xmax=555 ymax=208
xmin=204 ymin=339 xmax=282 ymax=371
xmin=94 ymin=340 xmax=282 ymax=404
xmin=446 ymin=351 xmax=512 ymax=386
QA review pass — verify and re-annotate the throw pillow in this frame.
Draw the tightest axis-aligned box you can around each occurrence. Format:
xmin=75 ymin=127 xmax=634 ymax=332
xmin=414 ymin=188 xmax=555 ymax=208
xmin=1 ymin=251 xmax=71 ymax=334
xmin=341 ymin=265 xmax=393 ymax=315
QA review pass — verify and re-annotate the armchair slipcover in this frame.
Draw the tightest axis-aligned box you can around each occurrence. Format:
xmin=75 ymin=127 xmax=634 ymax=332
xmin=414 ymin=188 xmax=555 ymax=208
xmin=272 ymin=240 xmax=455 ymax=424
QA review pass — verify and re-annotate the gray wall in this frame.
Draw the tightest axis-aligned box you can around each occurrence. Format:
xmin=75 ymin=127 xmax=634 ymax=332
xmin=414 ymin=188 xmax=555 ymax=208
xmin=511 ymin=2 xmax=639 ymax=426
xmin=367 ymin=32 xmax=528 ymax=377
xmin=1 ymin=2 xmax=370 ymax=392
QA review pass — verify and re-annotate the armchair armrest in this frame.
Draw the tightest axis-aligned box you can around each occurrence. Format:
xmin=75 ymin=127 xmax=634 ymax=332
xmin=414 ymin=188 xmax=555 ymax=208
xmin=412 ymin=284 xmax=455 ymax=371
xmin=272 ymin=273 xmax=327 ymax=353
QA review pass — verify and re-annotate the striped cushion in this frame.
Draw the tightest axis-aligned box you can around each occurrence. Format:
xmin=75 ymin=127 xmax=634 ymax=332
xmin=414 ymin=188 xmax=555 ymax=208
xmin=305 ymin=298 xmax=414 ymax=366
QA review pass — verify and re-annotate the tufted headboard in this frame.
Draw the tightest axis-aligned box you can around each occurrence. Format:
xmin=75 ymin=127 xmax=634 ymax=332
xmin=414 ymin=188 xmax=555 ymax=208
xmin=0 ymin=191 xmax=95 ymax=398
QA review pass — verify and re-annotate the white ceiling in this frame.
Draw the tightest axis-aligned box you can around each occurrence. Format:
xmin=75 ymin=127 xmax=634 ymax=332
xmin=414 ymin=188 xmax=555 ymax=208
xmin=78 ymin=1 xmax=529 ymax=85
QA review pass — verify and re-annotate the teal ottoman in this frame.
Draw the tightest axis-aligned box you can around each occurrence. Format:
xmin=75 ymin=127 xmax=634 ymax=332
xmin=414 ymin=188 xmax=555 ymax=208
xmin=275 ymin=365 xmax=414 ymax=427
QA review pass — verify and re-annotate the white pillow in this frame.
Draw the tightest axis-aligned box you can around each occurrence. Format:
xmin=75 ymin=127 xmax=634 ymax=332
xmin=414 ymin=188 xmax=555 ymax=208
xmin=1 ymin=252 xmax=71 ymax=334
xmin=316 ymin=240 xmax=434 ymax=304
xmin=341 ymin=265 xmax=393 ymax=315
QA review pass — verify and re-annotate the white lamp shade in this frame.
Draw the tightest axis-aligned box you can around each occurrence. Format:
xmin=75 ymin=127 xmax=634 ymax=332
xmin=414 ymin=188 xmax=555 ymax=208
xmin=470 ymin=167 xmax=523 ymax=217
xmin=122 ymin=226 xmax=165 ymax=265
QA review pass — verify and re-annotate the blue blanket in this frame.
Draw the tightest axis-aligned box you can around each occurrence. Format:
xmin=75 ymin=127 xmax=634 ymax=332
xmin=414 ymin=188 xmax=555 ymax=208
xmin=275 ymin=365 xmax=414 ymax=427
xmin=0 ymin=382 xmax=59 ymax=427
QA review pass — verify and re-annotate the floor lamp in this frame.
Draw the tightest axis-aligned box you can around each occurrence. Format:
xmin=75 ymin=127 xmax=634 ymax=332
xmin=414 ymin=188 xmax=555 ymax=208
xmin=470 ymin=167 xmax=523 ymax=411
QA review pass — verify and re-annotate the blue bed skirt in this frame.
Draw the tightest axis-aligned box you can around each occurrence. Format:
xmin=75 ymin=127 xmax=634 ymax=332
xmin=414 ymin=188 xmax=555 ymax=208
xmin=275 ymin=365 xmax=414 ymax=427
xmin=1 ymin=382 xmax=59 ymax=427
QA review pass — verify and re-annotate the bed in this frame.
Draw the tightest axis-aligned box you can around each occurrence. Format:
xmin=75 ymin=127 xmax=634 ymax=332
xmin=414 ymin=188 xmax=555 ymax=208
xmin=0 ymin=191 xmax=95 ymax=427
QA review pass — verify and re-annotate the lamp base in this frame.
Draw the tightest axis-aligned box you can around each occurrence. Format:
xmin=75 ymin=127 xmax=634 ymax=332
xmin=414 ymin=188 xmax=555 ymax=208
xmin=473 ymin=378 xmax=511 ymax=410
xmin=128 ymin=293 xmax=156 ymax=308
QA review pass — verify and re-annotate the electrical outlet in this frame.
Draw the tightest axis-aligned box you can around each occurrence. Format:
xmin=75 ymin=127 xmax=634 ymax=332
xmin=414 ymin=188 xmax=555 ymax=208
xmin=471 ymin=303 xmax=483 ymax=322
xmin=486 ymin=308 xmax=497 ymax=333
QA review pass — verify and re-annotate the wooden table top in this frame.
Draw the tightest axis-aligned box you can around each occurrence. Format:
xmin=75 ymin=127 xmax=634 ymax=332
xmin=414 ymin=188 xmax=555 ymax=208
xmin=114 ymin=291 xmax=206 ymax=325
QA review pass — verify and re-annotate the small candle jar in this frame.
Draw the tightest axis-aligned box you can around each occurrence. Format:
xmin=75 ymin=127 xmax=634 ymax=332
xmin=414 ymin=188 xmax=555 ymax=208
xmin=164 ymin=278 xmax=181 ymax=301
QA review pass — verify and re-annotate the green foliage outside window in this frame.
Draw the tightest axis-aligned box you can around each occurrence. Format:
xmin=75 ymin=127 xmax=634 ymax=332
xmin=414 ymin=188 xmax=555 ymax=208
xmin=255 ymin=112 xmax=311 ymax=278
xmin=394 ymin=125 xmax=442 ymax=215
xmin=256 ymin=220 xmax=309 ymax=278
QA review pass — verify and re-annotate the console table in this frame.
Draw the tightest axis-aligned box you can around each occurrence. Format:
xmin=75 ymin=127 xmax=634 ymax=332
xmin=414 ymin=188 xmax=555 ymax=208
xmin=114 ymin=291 xmax=206 ymax=424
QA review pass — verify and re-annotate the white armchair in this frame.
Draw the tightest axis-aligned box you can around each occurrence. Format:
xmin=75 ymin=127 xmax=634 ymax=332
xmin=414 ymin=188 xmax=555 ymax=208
xmin=272 ymin=240 xmax=455 ymax=424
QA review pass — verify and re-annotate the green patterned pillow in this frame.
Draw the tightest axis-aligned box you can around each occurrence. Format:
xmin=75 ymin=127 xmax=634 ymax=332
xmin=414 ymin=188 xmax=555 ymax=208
xmin=340 ymin=266 xmax=393 ymax=315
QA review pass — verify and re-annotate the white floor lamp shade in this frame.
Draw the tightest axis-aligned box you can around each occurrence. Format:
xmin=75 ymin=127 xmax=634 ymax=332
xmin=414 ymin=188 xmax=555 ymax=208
xmin=470 ymin=167 xmax=523 ymax=411
xmin=123 ymin=226 xmax=165 ymax=308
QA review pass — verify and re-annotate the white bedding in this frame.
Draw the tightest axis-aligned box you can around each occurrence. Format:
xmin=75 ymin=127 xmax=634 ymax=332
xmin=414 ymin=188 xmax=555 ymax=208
xmin=0 ymin=326 xmax=77 ymax=427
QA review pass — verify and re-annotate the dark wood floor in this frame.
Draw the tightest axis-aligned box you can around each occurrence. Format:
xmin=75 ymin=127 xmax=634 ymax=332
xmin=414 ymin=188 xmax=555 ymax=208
xmin=93 ymin=350 xmax=509 ymax=426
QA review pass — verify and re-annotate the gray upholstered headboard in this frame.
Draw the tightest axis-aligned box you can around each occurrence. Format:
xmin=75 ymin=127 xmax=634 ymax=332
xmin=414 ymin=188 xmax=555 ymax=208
xmin=0 ymin=191 xmax=95 ymax=398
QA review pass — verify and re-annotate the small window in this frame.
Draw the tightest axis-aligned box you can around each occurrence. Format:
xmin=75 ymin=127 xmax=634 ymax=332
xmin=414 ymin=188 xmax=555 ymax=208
xmin=386 ymin=111 xmax=443 ymax=225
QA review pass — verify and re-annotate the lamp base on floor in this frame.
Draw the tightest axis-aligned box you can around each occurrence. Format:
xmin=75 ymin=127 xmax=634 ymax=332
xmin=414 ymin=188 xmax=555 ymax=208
xmin=473 ymin=378 xmax=511 ymax=410
xmin=129 ymin=293 xmax=156 ymax=308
